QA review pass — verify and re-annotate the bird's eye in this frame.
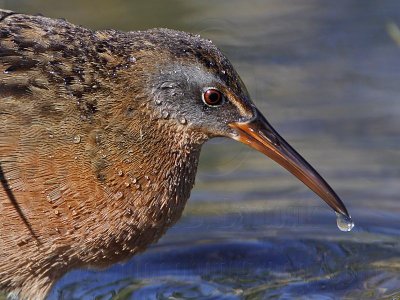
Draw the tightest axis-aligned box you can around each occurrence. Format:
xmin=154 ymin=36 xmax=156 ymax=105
xmin=202 ymin=89 xmax=224 ymax=106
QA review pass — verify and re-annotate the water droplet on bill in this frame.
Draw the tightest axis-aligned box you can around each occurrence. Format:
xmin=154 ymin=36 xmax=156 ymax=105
xmin=336 ymin=213 xmax=354 ymax=232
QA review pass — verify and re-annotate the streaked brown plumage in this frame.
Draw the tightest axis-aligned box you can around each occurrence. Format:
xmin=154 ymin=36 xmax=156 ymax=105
xmin=0 ymin=9 xmax=351 ymax=299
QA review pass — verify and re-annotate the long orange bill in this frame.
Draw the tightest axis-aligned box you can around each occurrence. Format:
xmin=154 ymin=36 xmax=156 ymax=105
xmin=230 ymin=108 xmax=351 ymax=219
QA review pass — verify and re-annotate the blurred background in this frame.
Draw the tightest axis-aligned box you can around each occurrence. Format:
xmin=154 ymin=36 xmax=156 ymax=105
xmin=1 ymin=0 xmax=400 ymax=299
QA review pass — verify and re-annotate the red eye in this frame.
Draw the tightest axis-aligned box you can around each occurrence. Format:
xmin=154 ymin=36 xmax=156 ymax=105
xmin=203 ymin=89 xmax=224 ymax=106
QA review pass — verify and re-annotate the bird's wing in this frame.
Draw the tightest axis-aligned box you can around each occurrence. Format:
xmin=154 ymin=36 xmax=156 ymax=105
xmin=0 ymin=11 xmax=104 ymax=246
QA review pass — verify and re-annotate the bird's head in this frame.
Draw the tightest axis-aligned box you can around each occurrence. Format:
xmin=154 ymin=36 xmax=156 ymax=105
xmin=128 ymin=29 xmax=352 ymax=226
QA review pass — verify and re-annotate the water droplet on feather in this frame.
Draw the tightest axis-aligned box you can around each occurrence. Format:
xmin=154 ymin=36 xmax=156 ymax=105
xmin=114 ymin=191 xmax=123 ymax=200
xmin=179 ymin=117 xmax=187 ymax=125
xmin=162 ymin=110 xmax=169 ymax=119
xmin=73 ymin=135 xmax=81 ymax=144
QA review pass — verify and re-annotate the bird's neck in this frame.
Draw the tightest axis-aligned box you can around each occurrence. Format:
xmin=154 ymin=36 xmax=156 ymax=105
xmin=81 ymin=112 xmax=208 ymax=265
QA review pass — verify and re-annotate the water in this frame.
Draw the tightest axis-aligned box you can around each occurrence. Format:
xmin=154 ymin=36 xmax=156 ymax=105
xmin=2 ymin=0 xmax=400 ymax=299
xmin=336 ymin=213 xmax=354 ymax=232
xmin=73 ymin=135 xmax=81 ymax=144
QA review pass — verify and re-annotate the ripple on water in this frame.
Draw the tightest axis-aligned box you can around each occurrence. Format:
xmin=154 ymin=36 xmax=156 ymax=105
xmin=49 ymin=233 xmax=400 ymax=300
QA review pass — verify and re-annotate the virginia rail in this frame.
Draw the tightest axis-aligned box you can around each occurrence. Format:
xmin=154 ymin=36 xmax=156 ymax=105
xmin=0 ymin=9 xmax=352 ymax=299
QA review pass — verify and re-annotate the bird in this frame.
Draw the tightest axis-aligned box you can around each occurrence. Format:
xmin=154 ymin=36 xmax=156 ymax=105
xmin=0 ymin=9 xmax=352 ymax=299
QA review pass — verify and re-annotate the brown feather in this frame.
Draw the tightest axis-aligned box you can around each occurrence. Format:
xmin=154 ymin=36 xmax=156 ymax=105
xmin=0 ymin=10 xmax=214 ymax=299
